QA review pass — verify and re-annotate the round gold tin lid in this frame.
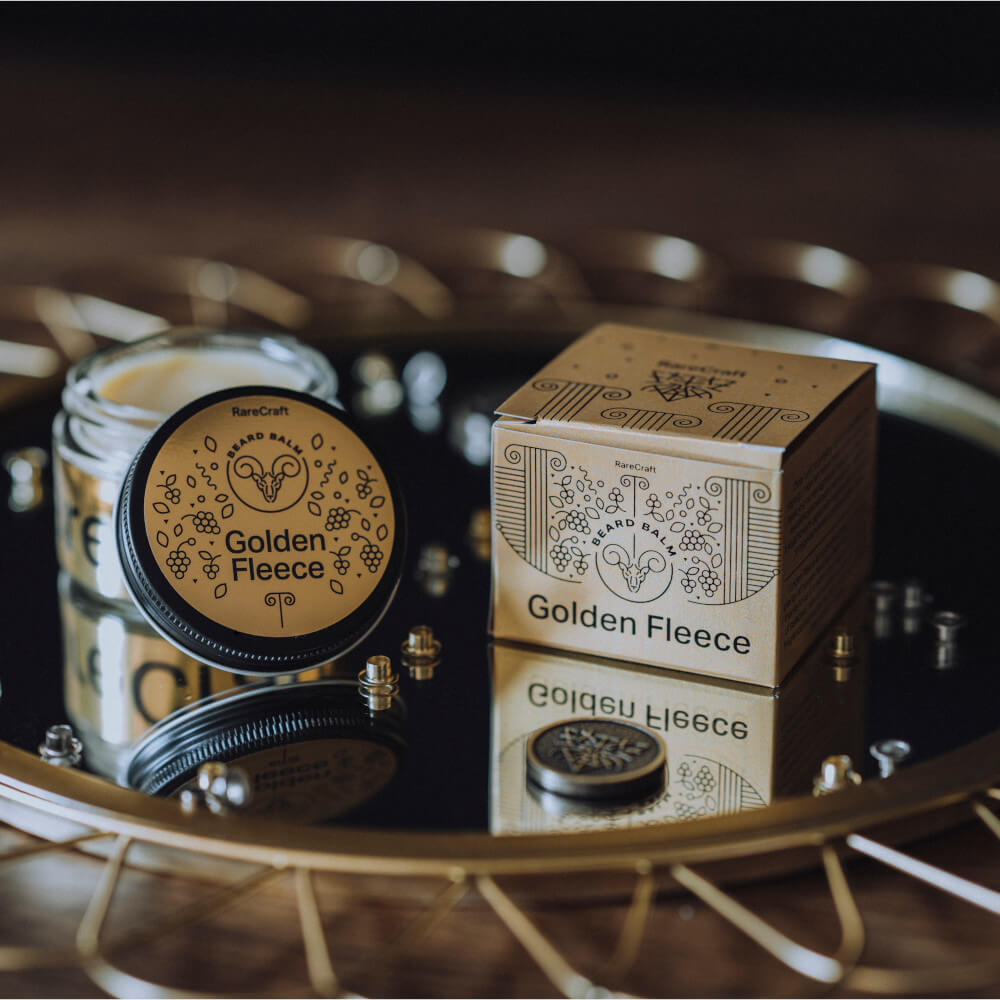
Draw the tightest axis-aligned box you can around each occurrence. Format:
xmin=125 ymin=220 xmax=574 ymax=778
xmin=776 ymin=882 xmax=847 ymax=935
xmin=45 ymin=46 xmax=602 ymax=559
xmin=116 ymin=386 xmax=405 ymax=674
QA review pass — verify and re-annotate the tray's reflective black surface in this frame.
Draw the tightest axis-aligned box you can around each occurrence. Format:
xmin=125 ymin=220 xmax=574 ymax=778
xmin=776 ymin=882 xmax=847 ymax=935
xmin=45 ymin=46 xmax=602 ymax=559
xmin=1 ymin=331 xmax=997 ymax=834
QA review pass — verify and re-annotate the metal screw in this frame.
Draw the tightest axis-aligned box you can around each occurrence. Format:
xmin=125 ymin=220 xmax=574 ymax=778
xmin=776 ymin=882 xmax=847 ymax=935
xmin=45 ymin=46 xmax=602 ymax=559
xmin=358 ymin=654 xmax=398 ymax=710
xmin=869 ymin=739 xmax=912 ymax=778
xmin=38 ymin=724 xmax=83 ymax=767
xmin=901 ymin=578 xmax=928 ymax=611
xmin=813 ymin=754 xmax=862 ymax=796
xmin=416 ymin=543 xmax=459 ymax=597
xmin=831 ymin=629 xmax=855 ymax=659
xmin=4 ymin=447 xmax=48 ymax=513
xmin=869 ymin=580 xmax=897 ymax=614
xmin=401 ymin=625 xmax=442 ymax=680
xmin=180 ymin=761 xmax=252 ymax=815
xmin=931 ymin=610 xmax=966 ymax=644
xmin=467 ymin=508 xmax=492 ymax=562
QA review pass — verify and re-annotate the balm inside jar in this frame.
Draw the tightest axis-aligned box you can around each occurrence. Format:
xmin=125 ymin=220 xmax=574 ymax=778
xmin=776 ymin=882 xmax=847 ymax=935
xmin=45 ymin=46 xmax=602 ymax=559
xmin=53 ymin=329 xmax=337 ymax=601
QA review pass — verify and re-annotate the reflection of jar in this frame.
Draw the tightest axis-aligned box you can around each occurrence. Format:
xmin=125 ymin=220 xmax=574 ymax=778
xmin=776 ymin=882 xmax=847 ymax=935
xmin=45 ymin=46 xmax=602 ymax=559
xmin=59 ymin=572 xmax=338 ymax=782
xmin=53 ymin=328 xmax=337 ymax=600
xmin=126 ymin=681 xmax=406 ymax=824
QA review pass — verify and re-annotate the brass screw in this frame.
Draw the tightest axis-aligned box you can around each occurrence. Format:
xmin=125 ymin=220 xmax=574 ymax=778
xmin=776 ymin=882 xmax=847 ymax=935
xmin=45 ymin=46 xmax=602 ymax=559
xmin=869 ymin=580 xmax=898 ymax=614
xmin=467 ymin=508 xmax=492 ymax=561
xmin=358 ymin=655 xmax=398 ymax=710
xmin=813 ymin=754 xmax=862 ymax=796
xmin=831 ymin=629 xmax=855 ymax=659
xmin=401 ymin=625 xmax=442 ymax=680
xmin=931 ymin=610 xmax=966 ymax=669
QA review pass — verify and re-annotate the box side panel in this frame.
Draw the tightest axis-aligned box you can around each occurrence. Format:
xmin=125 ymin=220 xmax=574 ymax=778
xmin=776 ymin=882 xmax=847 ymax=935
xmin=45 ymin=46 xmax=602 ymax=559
xmin=779 ymin=372 xmax=877 ymax=672
xmin=491 ymin=422 xmax=783 ymax=686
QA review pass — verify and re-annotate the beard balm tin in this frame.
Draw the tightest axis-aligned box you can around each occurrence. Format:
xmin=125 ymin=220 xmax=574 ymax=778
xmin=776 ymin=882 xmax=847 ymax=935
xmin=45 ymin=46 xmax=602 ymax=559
xmin=53 ymin=328 xmax=337 ymax=601
xmin=115 ymin=386 xmax=405 ymax=674
xmin=491 ymin=323 xmax=876 ymax=687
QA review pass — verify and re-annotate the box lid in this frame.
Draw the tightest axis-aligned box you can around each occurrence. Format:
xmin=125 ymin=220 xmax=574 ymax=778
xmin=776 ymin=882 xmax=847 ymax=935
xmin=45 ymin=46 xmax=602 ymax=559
xmin=496 ymin=324 xmax=874 ymax=467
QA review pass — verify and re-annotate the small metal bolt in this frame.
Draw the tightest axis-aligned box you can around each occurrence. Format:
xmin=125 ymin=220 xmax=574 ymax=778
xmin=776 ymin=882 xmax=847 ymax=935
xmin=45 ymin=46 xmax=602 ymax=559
xmin=4 ymin=447 xmax=48 ymax=513
xmin=416 ymin=543 xmax=459 ymax=597
xmin=358 ymin=655 xmax=398 ymax=710
xmin=869 ymin=739 xmax=911 ymax=778
xmin=831 ymin=629 xmax=855 ymax=659
xmin=401 ymin=625 xmax=442 ymax=680
xmin=901 ymin=578 xmax=928 ymax=611
xmin=869 ymin=580 xmax=898 ymax=614
xmin=931 ymin=610 xmax=966 ymax=644
xmin=38 ymin=724 xmax=83 ymax=767
xmin=813 ymin=754 xmax=862 ymax=796
xmin=467 ymin=508 xmax=492 ymax=561
xmin=831 ymin=661 xmax=852 ymax=684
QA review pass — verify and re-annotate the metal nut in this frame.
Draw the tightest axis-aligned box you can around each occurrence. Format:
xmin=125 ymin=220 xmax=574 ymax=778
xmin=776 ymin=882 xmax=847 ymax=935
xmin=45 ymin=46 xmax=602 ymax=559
xmin=401 ymin=625 xmax=442 ymax=680
xmin=38 ymin=724 xmax=83 ymax=768
xmin=831 ymin=629 xmax=855 ymax=659
xmin=869 ymin=580 xmax=897 ymax=614
xmin=813 ymin=754 xmax=862 ymax=795
xmin=869 ymin=739 xmax=911 ymax=778
xmin=902 ymin=578 xmax=929 ymax=612
xmin=931 ymin=610 xmax=966 ymax=644
xmin=358 ymin=655 xmax=398 ymax=710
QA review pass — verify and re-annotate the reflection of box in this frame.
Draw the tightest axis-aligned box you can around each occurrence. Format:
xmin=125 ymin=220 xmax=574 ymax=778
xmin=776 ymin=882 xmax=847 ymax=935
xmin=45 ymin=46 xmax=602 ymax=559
xmin=490 ymin=323 xmax=875 ymax=686
xmin=490 ymin=600 xmax=866 ymax=835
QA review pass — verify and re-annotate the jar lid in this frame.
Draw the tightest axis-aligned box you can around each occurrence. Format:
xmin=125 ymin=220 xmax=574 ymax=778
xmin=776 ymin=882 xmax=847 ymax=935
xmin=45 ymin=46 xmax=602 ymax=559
xmin=116 ymin=386 xmax=405 ymax=674
xmin=125 ymin=680 xmax=407 ymax=823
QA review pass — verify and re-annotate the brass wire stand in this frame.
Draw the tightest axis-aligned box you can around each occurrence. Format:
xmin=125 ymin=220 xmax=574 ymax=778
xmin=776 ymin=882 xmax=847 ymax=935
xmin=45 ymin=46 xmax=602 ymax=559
xmin=2 ymin=230 xmax=1000 ymax=997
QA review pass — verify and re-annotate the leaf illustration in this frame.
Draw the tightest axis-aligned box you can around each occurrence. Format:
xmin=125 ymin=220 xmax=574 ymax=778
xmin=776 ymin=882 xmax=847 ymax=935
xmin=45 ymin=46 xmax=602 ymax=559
xmin=152 ymin=502 xmax=169 ymax=514
xmin=311 ymin=433 xmax=323 ymax=450
xmin=584 ymin=507 xmax=599 ymax=519
xmin=329 ymin=579 xmax=343 ymax=595
xmin=221 ymin=503 xmax=234 ymax=519
xmin=712 ymin=554 xmax=722 ymax=569
xmin=215 ymin=493 xmax=228 ymax=503
xmin=204 ymin=436 xmax=217 ymax=452
xmin=376 ymin=524 xmax=388 ymax=541
xmin=360 ymin=517 xmax=371 ymax=532
xmin=308 ymin=502 xmax=322 ymax=517
xmin=155 ymin=531 xmax=169 ymax=547
xmin=670 ymin=522 xmax=685 ymax=533
xmin=165 ymin=474 xmax=176 ymax=486
xmin=595 ymin=496 xmax=605 ymax=510
xmin=548 ymin=526 xmax=559 ymax=542
xmin=311 ymin=491 xmax=325 ymax=500
xmin=369 ymin=495 xmax=385 ymax=508
xmin=186 ymin=475 xmax=197 ymax=488
xmin=708 ymin=522 xmax=723 ymax=534
xmin=173 ymin=524 xmax=183 ymax=537
xmin=549 ymin=496 xmax=564 ymax=509
xmin=214 ymin=583 xmax=227 ymax=599
xmin=570 ymin=545 xmax=582 ymax=556
xmin=198 ymin=550 xmax=212 ymax=560
xmin=339 ymin=471 xmax=349 ymax=485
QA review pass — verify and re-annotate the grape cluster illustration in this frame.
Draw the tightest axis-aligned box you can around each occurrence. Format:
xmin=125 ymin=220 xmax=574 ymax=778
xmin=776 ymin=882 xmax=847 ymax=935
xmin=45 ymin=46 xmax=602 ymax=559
xmin=355 ymin=468 xmax=375 ymax=500
xmin=163 ymin=486 xmax=181 ymax=504
xmin=573 ymin=556 xmax=587 ymax=576
xmin=645 ymin=493 xmax=663 ymax=518
xmin=191 ymin=510 xmax=220 ymax=534
xmin=679 ymin=529 xmax=705 ymax=552
xmin=360 ymin=542 xmax=383 ymax=573
xmin=166 ymin=547 xmax=191 ymax=579
xmin=563 ymin=510 xmax=591 ymax=535
xmin=201 ymin=554 xmax=220 ymax=580
xmin=550 ymin=543 xmax=571 ymax=573
xmin=325 ymin=506 xmax=351 ymax=531
xmin=332 ymin=547 xmax=351 ymax=575
xmin=681 ymin=573 xmax=697 ymax=595
xmin=692 ymin=763 xmax=716 ymax=793
xmin=698 ymin=567 xmax=721 ymax=598
xmin=607 ymin=486 xmax=624 ymax=510
xmin=696 ymin=507 xmax=712 ymax=526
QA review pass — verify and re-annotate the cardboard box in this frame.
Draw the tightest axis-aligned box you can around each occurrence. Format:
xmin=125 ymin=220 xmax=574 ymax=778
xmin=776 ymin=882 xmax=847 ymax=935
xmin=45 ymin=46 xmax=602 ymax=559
xmin=490 ymin=605 xmax=867 ymax=835
xmin=491 ymin=323 xmax=876 ymax=686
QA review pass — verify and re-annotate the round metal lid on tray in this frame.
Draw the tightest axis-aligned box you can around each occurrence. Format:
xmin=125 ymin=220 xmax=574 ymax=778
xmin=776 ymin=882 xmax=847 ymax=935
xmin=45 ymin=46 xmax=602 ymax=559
xmin=526 ymin=717 xmax=667 ymax=801
xmin=116 ymin=386 xmax=406 ymax=674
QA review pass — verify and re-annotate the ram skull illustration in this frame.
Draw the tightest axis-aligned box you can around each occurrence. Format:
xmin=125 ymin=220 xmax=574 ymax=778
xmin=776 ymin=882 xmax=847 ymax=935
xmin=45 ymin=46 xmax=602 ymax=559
xmin=233 ymin=454 xmax=302 ymax=503
xmin=602 ymin=544 xmax=667 ymax=593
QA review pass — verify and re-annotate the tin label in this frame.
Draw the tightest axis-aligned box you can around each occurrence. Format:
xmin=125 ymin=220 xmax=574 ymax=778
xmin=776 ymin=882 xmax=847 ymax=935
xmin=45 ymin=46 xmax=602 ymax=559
xmin=141 ymin=394 xmax=396 ymax=638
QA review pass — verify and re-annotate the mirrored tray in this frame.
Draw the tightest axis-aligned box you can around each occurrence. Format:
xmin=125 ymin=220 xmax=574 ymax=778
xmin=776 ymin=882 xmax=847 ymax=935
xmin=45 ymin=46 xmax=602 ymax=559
xmin=2 ymin=308 xmax=999 ymax=996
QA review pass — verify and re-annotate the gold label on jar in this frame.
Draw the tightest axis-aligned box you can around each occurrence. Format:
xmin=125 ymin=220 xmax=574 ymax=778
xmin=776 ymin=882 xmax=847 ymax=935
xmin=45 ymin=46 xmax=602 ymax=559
xmin=141 ymin=394 xmax=396 ymax=638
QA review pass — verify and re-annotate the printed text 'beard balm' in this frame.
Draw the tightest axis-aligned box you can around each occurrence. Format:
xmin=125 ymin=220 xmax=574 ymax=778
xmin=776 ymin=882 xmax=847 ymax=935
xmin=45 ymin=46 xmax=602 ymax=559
xmin=490 ymin=323 xmax=876 ymax=686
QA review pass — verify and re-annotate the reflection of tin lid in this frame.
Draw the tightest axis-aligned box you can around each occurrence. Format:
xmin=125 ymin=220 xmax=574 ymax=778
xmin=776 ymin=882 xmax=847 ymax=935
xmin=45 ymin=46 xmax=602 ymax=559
xmin=526 ymin=718 xmax=666 ymax=800
xmin=117 ymin=386 xmax=406 ymax=674
xmin=126 ymin=680 xmax=407 ymax=822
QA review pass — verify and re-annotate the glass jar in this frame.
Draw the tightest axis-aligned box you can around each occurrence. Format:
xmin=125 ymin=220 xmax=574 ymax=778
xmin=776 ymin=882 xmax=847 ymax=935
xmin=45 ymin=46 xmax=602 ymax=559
xmin=53 ymin=328 xmax=337 ymax=601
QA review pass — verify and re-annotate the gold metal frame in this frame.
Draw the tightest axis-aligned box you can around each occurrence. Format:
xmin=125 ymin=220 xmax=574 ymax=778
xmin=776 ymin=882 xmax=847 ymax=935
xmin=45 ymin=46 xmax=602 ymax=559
xmin=2 ymin=232 xmax=1000 ymax=996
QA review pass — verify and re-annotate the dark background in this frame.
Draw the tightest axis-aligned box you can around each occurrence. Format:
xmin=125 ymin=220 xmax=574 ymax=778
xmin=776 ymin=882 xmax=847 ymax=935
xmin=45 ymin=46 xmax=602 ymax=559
xmin=1 ymin=4 xmax=997 ymax=112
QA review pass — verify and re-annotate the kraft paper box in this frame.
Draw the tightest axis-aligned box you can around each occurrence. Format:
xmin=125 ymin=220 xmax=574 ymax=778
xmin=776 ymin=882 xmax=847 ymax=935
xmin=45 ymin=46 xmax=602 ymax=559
xmin=490 ymin=323 xmax=876 ymax=686
xmin=490 ymin=612 xmax=866 ymax=835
